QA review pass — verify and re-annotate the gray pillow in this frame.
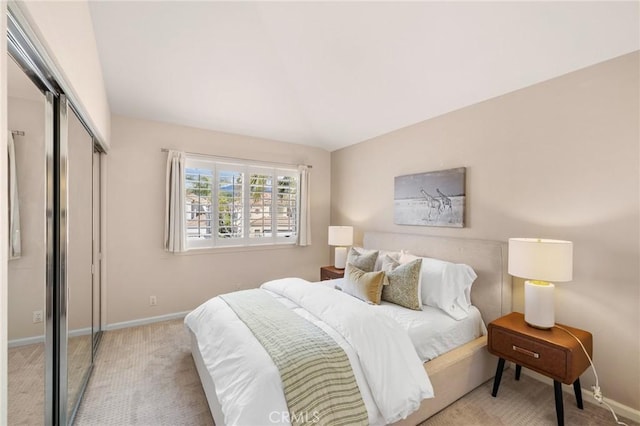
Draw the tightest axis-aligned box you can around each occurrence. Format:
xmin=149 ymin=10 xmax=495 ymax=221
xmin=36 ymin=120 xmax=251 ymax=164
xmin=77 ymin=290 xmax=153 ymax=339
xmin=381 ymin=258 xmax=422 ymax=310
xmin=345 ymin=247 xmax=378 ymax=276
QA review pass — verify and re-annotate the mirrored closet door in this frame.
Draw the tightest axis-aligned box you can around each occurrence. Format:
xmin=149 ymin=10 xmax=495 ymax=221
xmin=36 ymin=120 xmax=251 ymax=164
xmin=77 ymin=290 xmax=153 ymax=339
xmin=6 ymin=55 xmax=49 ymax=426
xmin=7 ymin=5 xmax=105 ymax=423
xmin=66 ymin=107 xmax=95 ymax=421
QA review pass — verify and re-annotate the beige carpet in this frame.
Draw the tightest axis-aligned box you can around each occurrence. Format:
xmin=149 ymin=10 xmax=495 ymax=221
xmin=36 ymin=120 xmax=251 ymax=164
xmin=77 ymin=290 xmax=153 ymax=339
xmin=8 ymin=342 xmax=45 ymax=426
xmin=8 ymin=335 xmax=93 ymax=426
xmin=421 ymin=375 xmax=637 ymax=426
xmin=75 ymin=319 xmax=213 ymax=426
xmin=75 ymin=319 xmax=637 ymax=426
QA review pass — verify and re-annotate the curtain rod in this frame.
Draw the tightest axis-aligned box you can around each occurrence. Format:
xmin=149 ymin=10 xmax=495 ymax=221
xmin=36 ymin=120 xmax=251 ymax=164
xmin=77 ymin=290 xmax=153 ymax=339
xmin=160 ymin=148 xmax=312 ymax=169
xmin=11 ymin=130 xmax=25 ymax=136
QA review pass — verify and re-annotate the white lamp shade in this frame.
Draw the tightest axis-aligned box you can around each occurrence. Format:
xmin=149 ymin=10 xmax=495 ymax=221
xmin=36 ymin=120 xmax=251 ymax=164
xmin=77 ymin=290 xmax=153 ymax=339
xmin=509 ymin=238 xmax=573 ymax=329
xmin=328 ymin=226 xmax=353 ymax=247
xmin=508 ymin=238 xmax=573 ymax=282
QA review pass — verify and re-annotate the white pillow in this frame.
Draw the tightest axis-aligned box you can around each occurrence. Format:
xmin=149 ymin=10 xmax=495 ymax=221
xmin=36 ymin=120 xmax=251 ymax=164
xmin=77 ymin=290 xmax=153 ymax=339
xmin=398 ymin=252 xmax=477 ymax=320
xmin=374 ymin=250 xmax=401 ymax=271
xmin=380 ymin=254 xmax=400 ymax=272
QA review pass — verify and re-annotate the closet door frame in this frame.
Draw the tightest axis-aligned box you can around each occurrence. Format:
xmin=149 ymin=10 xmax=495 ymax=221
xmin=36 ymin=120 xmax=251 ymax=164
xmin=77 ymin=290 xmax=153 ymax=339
xmin=57 ymin=95 xmax=69 ymax=426
xmin=92 ymin=148 xmax=103 ymax=354
xmin=44 ymin=91 xmax=56 ymax=425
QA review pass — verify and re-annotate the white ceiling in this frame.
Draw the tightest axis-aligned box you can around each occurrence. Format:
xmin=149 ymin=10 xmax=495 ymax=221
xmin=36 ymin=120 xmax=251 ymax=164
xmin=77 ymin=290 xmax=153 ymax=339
xmin=89 ymin=1 xmax=639 ymax=152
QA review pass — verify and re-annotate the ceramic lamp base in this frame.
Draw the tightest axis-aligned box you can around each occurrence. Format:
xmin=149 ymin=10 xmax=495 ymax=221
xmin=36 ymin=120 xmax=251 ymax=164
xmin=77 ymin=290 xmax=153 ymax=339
xmin=334 ymin=247 xmax=347 ymax=269
xmin=524 ymin=280 xmax=555 ymax=329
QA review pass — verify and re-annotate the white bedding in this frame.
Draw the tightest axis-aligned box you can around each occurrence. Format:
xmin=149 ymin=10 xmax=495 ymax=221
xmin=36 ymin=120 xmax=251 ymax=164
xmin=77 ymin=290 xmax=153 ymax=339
xmin=325 ymin=278 xmax=488 ymax=362
xmin=185 ymin=278 xmax=433 ymax=426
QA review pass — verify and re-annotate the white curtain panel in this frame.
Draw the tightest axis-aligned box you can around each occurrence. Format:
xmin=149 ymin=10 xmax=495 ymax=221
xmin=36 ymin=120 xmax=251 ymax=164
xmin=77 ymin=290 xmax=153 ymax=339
xmin=297 ymin=165 xmax=311 ymax=246
xmin=164 ymin=150 xmax=186 ymax=253
xmin=8 ymin=131 xmax=21 ymax=259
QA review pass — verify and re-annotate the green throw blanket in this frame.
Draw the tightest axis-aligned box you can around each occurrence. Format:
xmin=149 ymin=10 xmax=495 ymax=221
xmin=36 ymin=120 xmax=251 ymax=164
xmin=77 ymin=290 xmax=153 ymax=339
xmin=221 ymin=289 xmax=368 ymax=426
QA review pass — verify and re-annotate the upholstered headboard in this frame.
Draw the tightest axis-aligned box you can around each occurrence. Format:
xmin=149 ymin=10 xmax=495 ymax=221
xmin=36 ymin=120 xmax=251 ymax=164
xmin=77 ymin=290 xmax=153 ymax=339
xmin=363 ymin=232 xmax=511 ymax=324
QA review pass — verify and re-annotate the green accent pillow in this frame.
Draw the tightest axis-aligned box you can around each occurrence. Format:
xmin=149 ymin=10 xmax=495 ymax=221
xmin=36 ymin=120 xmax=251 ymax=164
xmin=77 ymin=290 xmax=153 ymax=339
xmin=381 ymin=258 xmax=422 ymax=310
xmin=343 ymin=264 xmax=386 ymax=305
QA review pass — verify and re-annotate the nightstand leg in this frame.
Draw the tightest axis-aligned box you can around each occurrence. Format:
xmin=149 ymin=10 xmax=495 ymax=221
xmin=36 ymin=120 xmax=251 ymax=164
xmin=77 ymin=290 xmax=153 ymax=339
xmin=515 ymin=364 xmax=522 ymax=381
xmin=491 ymin=358 xmax=506 ymax=397
xmin=554 ymin=380 xmax=564 ymax=426
xmin=573 ymin=378 xmax=583 ymax=409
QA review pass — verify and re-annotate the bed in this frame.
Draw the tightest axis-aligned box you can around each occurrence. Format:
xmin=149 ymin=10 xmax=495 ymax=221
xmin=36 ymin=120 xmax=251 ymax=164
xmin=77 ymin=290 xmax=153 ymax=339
xmin=187 ymin=232 xmax=511 ymax=425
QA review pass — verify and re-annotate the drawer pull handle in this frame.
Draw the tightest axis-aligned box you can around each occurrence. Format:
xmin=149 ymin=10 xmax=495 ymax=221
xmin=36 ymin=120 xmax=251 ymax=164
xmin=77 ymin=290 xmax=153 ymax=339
xmin=512 ymin=345 xmax=540 ymax=359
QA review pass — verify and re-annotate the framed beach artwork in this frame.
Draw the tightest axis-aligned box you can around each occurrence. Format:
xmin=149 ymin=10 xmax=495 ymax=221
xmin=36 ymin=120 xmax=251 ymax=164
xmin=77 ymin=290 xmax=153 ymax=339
xmin=394 ymin=167 xmax=466 ymax=228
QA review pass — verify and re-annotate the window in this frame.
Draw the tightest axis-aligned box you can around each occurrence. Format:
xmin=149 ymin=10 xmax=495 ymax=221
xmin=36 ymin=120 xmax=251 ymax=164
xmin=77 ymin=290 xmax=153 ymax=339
xmin=185 ymin=156 xmax=299 ymax=249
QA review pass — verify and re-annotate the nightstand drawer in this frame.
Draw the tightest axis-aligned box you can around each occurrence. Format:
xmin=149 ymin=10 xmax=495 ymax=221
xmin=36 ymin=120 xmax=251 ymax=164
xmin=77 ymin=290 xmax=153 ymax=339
xmin=490 ymin=328 xmax=567 ymax=379
xmin=320 ymin=270 xmax=335 ymax=280
xmin=489 ymin=313 xmax=593 ymax=426
xmin=320 ymin=266 xmax=345 ymax=281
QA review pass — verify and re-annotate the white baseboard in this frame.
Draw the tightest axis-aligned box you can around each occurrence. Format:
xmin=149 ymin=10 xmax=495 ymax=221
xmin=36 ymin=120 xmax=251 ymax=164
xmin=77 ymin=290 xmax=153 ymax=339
xmin=8 ymin=335 xmax=44 ymax=348
xmin=69 ymin=327 xmax=92 ymax=338
xmin=519 ymin=367 xmax=640 ymax=423
xmin=9 ymin=327 xmax=95 ymax=348
xmin=9 ymin=313 xmax=189 ymax=347
xmin=580 ymin=386 xmax=640 ymax=424
xmin=104 ymin=311 xmax=190 ymax=331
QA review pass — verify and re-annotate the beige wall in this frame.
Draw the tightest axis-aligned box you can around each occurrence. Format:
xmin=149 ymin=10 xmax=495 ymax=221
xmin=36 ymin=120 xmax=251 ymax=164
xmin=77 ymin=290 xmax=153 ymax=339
xmin=7 ymin=96 xmax=46 ymax=341
xmin=16 ymin=1 xmax=111 ymax=146
xmin=331 ymin=52 xmax=639 ymax=410
xmin=105 ymin=115 xmax=331 ymax=325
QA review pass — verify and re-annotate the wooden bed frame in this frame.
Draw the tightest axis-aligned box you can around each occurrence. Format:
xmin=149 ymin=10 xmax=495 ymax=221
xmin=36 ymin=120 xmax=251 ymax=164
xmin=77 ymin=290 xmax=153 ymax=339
xmin=190 ymin=232 xmax=511 ymax=425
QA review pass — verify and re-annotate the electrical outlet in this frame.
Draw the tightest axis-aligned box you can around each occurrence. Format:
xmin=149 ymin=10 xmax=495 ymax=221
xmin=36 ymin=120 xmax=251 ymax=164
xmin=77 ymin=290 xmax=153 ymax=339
xmin=33 ymin=310 xmax=43 ymax=323
xmin=150 ymin=296 xmax=157 ymax=306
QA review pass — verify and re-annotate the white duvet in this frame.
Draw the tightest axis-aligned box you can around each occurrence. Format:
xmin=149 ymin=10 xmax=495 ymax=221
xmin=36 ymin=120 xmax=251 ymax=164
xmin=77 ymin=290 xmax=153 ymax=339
xmin=185 ymin=278 xmax=434 ymax=426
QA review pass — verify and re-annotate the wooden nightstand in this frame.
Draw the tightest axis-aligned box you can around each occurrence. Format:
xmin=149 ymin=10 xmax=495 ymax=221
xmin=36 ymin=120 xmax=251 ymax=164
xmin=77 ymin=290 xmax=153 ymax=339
xmin=488 ymin=312 xmax=593 ymax=426
xmin=320 ymin=265 xmax=345 ymax=281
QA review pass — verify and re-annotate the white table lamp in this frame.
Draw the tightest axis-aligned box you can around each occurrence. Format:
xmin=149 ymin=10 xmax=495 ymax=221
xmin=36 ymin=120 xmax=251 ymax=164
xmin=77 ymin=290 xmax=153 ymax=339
xmin=508 ymin=238 xmax=573 ymax=329
xmin=328 ymin=226 xmax=353 ymax=269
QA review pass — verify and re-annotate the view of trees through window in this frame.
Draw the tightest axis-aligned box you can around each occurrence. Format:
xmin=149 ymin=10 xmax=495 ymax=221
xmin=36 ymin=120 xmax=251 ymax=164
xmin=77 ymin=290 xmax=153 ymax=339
xmin=185 ymin=168 xmax=213 ymax=240
xmin=249 ymin=174 xmax=298 ymax=239
xmin=218 ymin=171 xmax=243 ymax=238
xmin=276 ymin=175 xmax=297 ymax=238
xmin=185 ymin=160 xmax=299 ymax=248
